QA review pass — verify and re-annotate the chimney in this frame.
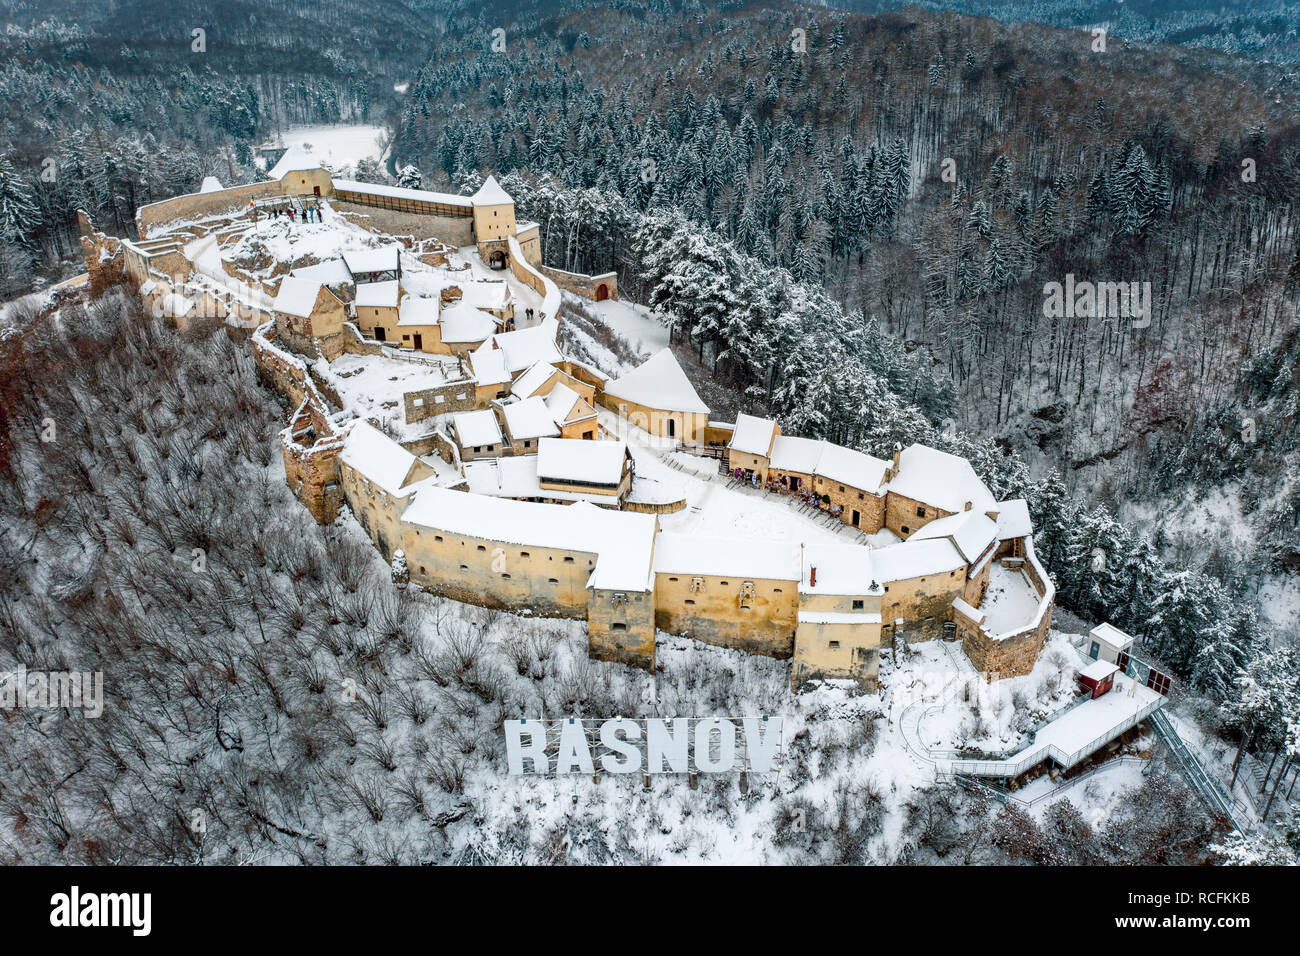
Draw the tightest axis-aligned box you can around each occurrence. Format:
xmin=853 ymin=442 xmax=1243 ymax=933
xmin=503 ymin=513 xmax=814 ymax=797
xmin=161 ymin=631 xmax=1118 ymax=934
xmin=964 ymin=500 xmax=972 ymax=511
xmin=892 ymin=442 xmax=902 ymax=470
xmin=809 ymin=566 xmax=817 ymax=588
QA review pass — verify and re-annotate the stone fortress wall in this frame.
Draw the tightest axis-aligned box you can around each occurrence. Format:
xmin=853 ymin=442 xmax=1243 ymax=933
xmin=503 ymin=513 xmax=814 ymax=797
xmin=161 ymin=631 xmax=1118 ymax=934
xmin=95 ymin=159 xmax=1055 ymax=693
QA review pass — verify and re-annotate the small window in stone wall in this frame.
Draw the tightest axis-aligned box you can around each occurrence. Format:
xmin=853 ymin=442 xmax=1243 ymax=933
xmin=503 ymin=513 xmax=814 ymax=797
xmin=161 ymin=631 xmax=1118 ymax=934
xmin=852 ymin=600 xmax=864 ymax=610
xmin=829 ymin=641 xmax=841 ymax=649
xmin=611 ymin=623 xmax=627 ymax=631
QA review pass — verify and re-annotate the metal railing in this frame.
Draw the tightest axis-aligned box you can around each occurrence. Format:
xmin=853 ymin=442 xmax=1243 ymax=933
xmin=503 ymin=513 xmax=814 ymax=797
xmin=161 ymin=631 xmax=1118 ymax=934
xmin=1149 ymin=709 xmax=1251 ymax=832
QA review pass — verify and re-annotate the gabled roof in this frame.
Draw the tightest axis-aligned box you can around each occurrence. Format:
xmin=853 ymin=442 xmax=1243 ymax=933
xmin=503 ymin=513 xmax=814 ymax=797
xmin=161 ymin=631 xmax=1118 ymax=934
xmin=769 ymin=435 xmax=825 ymax=474
xmin=343 ymin=247 xmax=400 ymax=277
xmin=871 ymin=538 xmax=966 ymax=585
xmin=545 ymin=383 xmax=595 ymax=426
xmin=510 ymin=360 xmax=559 ymax=400
xmin=355 ymin=280 xmax=400 ymax=309
xmin=730 ymin=413 xmax=779 ymax=457
xmin=910 ymin=510 xmax=998 ymax=564
xmin=397 ymin=294 xmax=439 ymax=328
xmin=502 ymin=396 xmax=560 ymax=442
xmin=451 ymin=409 xmax=503 ymax=447
xmin=888 ymin=444 xmax=998 ymax=516
xmin=491 ymin=324 xmax=563 ymax=373
xmin=339 ymin=421 xmax=420 ymax=496
xmin=471 ymin=175 xmax=513 ymax=206
xmin=604 ymin=349 xmax=708 ymax=415
xmin=291 ymin=259 xmax=352 ymax=287
xmin=469 ymin=342 xmax=511 ymax=386
xmin=439 ymin=301 xmax=497 ymax=343
xmin=272 ymin=276 xmax=323 ymax=318
xmin=813 ymin=443 xmax=889 ymax=494
xmin=537 ymin=438 xmax=626 ymax=486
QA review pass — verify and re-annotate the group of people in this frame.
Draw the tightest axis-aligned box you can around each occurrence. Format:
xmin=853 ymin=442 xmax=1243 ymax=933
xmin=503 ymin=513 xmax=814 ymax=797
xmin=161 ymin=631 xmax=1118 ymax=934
xmin=267 ymin=204 xmax=320 ymax=223
xmin=727 ymin=466 xmax=836 ymax=513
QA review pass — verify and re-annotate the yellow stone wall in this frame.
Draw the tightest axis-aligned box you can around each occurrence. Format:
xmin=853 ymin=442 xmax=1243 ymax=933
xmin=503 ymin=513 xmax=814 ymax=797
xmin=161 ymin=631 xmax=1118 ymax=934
xmin=652 ymin=572 xmax=797 ymax=657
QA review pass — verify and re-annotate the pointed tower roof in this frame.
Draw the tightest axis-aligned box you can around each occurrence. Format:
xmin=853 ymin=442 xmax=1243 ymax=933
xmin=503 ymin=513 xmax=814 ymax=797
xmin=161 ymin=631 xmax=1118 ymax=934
xmin=604 ymin=349 xmax=709 ymax=415
xmin=471 ymin=175 xmax=513 ymax=206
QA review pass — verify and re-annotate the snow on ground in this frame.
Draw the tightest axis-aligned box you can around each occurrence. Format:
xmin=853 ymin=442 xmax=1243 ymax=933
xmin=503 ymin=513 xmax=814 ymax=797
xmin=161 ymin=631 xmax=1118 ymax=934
xmin=586 ymin=298 xmax=671 ymax=353
xmin=259 ymin=124 xmax=389 ymax=176
xmin=447 ymin=246 xmax=545 ymax=326
xmin=610 ymin=416 xmax=851 ymax=547
xmin=894 ymin=632 xmax=1083 ymax=757
xmin=1022 ymin=757 xmax=1150 ymax=828
xmin=1257 ymin=574 xmax=1300 ymax=635
xmin=318 ymin=351 xmax=464 ymax=440
xmin=980 ymin=564 xmax=1044 ymax=636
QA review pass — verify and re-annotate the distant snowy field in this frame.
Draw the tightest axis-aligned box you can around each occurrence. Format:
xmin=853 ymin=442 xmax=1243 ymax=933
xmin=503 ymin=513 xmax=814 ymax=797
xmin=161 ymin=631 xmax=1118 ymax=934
xmin=259 ymin=124 xmax=389 ymax=175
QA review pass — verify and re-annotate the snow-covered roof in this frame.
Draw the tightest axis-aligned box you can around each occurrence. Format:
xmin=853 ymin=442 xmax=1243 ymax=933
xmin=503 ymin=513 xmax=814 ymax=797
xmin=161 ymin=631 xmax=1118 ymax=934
xmin=996 ymin=498 xmax=1033 ymax=540
xmin=871 ymin=538 xmax=966 ymax=584
xmin=199 ymin=176 xmax=223 ymax=193
xmin=769 ymin=435 xmax=825 ymax=474
xmin=491 ymin=324 xmax=563 ymax=373
xmin=1081 ymin=659 xmax=1120 ymax=682
xmin=652 ymin=532 xmax=800 ymax=581
xmin=339 ymin=421 xmax=420 ymax=496
xmin=1089 ymin=622 xmax=1134 ymax=650
xmin=291 ymin=259 xmax=352 ymax=287
xmin=451 ymin=409 xmax=503 ymax=448
xmin=397 ymin=294 xmax=439 ymax=328
xmin=268 ymin=145 xmax=322 ymax=179
xmin=272 ymin=276 xmax=322 ymax=318
xmin=402 ymin=486 xmax=656 ymax=591
xmin=344 ymin=248 xmax=400 ymax=277
xmin=355 ymin=280 xmax=400 ymax=309
xmin=503 ymin=396 xmax=561 ymax=442
xmin=800 ymin=543 xmax=877 ymax=595
xmin=545 ymin=383 xmax=594 ymax=426
xmin=603 ymin=349 xmax=709 ymax=415
xmin=469 ymin=342 xmax=511 ymax=386
xmin=511 ymin=361 xmax=559 ymax=400
xmin=332 ymin=179 xmax=471 ymax=208
xmin=910 ymin=510 xmax=998 ymax=564
xmin=888 ymin=444 xmax=998 ymax=516
xmin=472 ymin=175 xmax=513 ymax=206
xmin=813 ymin=443 xmax=889 ymax=493
xmin=461 ymin=456 xmax=610 ymax=504
xmin=729 ymin=413 xmax=778 ymax=457
xmin=439 ymin=301 xmax=497 ymax=343
xmin=536 ymin=438 xmax=626 ymax=486
xmin=458 ymin=281 xmax=510 ymax=311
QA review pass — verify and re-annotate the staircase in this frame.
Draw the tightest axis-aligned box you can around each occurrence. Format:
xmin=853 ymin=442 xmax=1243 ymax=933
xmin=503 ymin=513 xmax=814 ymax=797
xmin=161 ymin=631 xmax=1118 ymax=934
xmin=1149 ymin=709 xmax=1253 ymax=833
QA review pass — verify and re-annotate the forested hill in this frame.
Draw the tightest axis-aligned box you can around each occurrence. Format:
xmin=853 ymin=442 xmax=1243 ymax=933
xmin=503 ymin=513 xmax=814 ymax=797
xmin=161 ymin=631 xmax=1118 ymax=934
xmin=0 ymin=0 xmax=513 ymax=270
xmin=391 ymin=0 xmax=1300 ymax=597
xmin=842 ymin=0 xmax=1300 ymax=67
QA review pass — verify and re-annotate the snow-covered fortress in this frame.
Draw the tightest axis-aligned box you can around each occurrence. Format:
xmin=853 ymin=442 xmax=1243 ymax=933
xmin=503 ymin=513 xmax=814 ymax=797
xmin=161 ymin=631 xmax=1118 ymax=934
xmin=81 ymin=154 xmax=1055 ymax=691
